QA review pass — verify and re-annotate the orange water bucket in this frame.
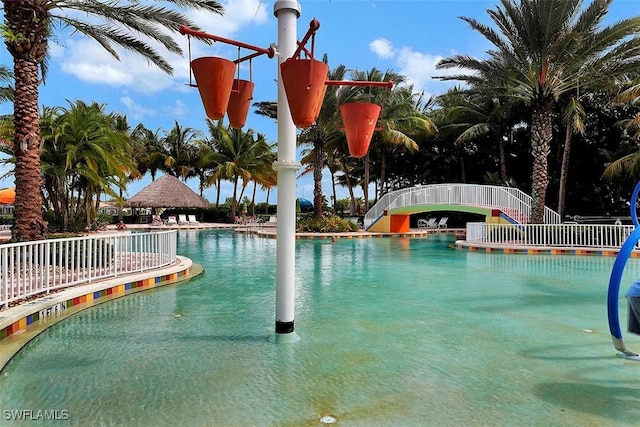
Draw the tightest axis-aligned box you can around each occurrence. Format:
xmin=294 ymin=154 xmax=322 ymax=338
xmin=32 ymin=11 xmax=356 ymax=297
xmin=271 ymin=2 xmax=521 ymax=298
xmin=340 ymin=102 xmax=381 ymax=158
xmin=191 ymin=57 xmax=235 ymax=120
xmin=280 ymin=58 xmax=328 ymax=128
xmin=227 ymin=79 xmax=255 ymax=129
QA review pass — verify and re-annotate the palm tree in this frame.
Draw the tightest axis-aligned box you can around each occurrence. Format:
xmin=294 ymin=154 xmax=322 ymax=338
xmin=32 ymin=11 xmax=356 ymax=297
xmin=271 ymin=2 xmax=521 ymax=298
xmin=160 ymin=121 xmax=201 ymax=181
xmin=194 ymin=137 xmax=219 ymax=198
xmin=601 ymin=88 xmax=640 ymax=180
xmin=346 ymin=68 xmax=436 ymax=209
xmin=373 ymin=83 xmax=437 ymax=199
xmin=40 ymin=101 xmax=134 ymax=231
xmin=436 ymin=0 xmax=640 ymax=223
xmin=0 ymin=64 xmax=12 ymax=104
xmin=557 ymin=95 xmax=586 ymax=218
xmin=0 ymin=65 xmax=13 ymax=148
xmin=298 ymin=59 xmax=347 ymax=218
xmin=600 ymin=77 xmax=640 ymax=182
xmin=437 ymin=88 xmax=527 ymax=184
xmin=255 ymin=56 xmax=348 ymax=219
xmin=205 ymin=121 xmax=274 ymax=219
xmin=2 ymin=0 xmax=223 ymax=241
xmin=249 ymin=148 xmax=277 ymax=217
xmin=131 ymin=124 xmax=165 ymax=182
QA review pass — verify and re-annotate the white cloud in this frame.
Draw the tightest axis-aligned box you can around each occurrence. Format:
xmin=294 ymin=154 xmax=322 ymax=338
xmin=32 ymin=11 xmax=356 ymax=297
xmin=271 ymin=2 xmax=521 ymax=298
xmin=192 ymin=0 xmax=269 ymax=37
xmin=164 ymin=100 xmax=189 ymax=119
xmin=396 ymin=47 xmax=449 ymax=94
xmin=369 ymin=38 xmax=395 ymax=59
xmin=370 ymin=38 xmax=464 ymax=96
xmin=55 ymin=0 xmax=270 ymax=94
xmin=120 ymin=96 xmax=157 ymax=122
xmin=59 ymin=39 xmax=178 ymax=93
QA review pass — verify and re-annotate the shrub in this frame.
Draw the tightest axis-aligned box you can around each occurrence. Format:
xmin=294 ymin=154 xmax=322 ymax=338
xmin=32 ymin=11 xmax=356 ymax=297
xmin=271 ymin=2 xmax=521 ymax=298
xmin=0 ymin=214 xmax=12 ymax=225
xmin=96 ymin=213 xmax=113 ymax=229
xmin=201 ymin=206 xmax=231 ymax=223
xmin=297 ymin=215 xmax=359 ymax=233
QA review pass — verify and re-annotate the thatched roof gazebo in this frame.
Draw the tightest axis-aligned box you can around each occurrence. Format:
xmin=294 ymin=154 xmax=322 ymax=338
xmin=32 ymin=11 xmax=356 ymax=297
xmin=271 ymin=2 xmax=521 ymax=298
xmin=125 ymin=175 xmax=209 ymax=209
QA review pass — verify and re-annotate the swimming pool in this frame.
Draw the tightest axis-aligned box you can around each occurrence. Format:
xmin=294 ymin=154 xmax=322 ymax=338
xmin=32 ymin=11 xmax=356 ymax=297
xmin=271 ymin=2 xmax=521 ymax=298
xmin=1 ymin=229 xmax=640 ymax=426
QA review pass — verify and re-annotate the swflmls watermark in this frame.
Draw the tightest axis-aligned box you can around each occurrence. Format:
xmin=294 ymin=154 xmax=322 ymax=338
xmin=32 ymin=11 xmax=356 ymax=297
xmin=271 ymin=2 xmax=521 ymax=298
xmin=3 ymin=409 xmax=69 ymax=421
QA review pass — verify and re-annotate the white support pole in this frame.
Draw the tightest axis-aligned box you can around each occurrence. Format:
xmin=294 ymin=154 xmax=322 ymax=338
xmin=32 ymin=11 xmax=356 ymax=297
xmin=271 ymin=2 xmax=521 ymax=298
xmin=272 ymin=0 xmax=301 ymax=343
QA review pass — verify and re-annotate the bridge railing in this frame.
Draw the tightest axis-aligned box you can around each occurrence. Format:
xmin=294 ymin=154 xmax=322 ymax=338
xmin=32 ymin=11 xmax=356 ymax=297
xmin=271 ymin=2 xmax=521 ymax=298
xmin=364 ymin=184 xmax=561 ymax=229
xmin=1 ymin=230 xmax=177 ymax=310
xmin=466 ymin=222 xmax=636 ymax=249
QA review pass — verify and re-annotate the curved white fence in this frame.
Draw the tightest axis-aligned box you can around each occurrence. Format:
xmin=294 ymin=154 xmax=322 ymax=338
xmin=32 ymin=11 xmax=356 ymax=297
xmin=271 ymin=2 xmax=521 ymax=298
xmin=1 ymin=230 xmax=177 ymax=310
xmin=466 ymin=222 xmax=636 ymax=249
xmin=364 ymin=184 xmax=561 ymax=229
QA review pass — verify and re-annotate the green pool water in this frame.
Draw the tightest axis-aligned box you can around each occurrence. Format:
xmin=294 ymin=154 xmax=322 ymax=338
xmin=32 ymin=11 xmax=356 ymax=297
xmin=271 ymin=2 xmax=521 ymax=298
xmin=2 ymin=230 xmax=640 ymax=426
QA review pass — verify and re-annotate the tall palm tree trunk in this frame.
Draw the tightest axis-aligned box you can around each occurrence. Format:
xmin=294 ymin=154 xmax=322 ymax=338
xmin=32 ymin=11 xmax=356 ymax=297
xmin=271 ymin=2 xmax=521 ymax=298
xmin=499 ymin=135 xmax=507 ymax=181
xmin=378 ymin=154 xmax=387 ymax=200
xmin=313 ymin=141 xmax=324 ymax=219
xmin=530 ymin=99 xmax=553 ymax=224
xmin=331 ymin=170 xmax=337 ymax=211
xmin=364 ymin=152 xmax=370 ymax=212
xmin=118 ymin=187 xmax=124 ymax=222
xmin=251 ymin=182 xmax=257 ymax=218
xmin=557 ymin=124 xmax=573 ymax=219
xmin=216 ymin=177 xmax=221 ymax=207
xmin=340 ymin=155 xmax=357 ymax=215
xmin=231 ymin=175 xmax=239 ymax=219
xmin=5 ymin=2 xmax=49 ymax=241
xmin=12 ymin=58 xmax=46 ymax=241
xmin=265 ymin=188 xmax=271 ymax=214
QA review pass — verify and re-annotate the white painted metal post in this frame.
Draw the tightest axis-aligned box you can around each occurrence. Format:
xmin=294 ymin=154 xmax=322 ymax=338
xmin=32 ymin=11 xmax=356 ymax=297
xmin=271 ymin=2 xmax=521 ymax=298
xmin=272 ymin=0 xmax=301 ymax=343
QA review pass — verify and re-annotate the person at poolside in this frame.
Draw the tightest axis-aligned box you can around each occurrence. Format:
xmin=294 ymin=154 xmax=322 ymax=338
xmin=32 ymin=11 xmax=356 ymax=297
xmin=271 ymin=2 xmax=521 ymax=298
xmin=117 ymin=221 xmax=127 ymax=232
xmin=331 ymin=236 xmax=337 ymax=243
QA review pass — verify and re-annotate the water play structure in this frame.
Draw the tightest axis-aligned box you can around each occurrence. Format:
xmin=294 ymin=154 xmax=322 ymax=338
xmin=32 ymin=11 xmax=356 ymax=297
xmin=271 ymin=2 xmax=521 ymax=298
xmin=607 ymin=180 xmax=640 ymax=360
xmin=180 ymin=1 xmax=393 ymax=342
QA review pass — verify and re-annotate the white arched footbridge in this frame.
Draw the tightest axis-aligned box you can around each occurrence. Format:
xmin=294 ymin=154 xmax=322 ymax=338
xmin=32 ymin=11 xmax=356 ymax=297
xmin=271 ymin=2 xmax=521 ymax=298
xmin=364 ymin=183 xmax=561 ymax=232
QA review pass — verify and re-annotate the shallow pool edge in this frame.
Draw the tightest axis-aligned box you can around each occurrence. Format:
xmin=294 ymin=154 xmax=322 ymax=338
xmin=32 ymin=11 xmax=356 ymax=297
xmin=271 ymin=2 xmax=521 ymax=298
xmin=0 ymin=256 xmax=202 ymax=372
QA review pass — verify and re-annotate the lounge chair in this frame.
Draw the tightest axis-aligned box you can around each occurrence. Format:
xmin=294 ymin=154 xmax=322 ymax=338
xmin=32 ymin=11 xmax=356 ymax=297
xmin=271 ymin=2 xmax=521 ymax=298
xmin=166 ymin=216 xmax=177 ymax=225
xmin=418 ymin=218 xmax=437 ymax=228
xmin=151 ymin=215 xmax=163 ymax=226
xmin=437 ymin=217 xmax=448 ymax=228
xmin=188 ymin=214 xmax=200 ymax=224
xmin=263 ymin=216 xmax=277 ymax=227
xmin=178 ymin=214 xmax=188 ymax=224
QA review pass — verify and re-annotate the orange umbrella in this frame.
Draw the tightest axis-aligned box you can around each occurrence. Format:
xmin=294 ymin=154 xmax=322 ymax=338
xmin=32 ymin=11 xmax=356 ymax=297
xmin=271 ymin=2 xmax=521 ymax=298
xmin=0 ymin=187 xmax=15 ymax=204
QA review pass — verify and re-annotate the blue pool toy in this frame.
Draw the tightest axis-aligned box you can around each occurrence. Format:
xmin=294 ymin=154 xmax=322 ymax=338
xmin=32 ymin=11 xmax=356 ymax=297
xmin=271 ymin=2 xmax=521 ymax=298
xmin=607 ymin=180 xmax=640 ymax=360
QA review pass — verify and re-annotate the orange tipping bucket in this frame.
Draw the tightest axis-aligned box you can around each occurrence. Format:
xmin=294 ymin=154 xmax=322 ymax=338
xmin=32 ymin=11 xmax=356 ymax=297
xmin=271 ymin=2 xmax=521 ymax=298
xmin=280 ymin=58 xmax=328 ymax=128
xmin=191 ymin=57 xmax=235 ymax=120
xmin=227 ymin=79 xmax=255 ymax=129
xmin=340 ymin=102 xmax=381 ymax=158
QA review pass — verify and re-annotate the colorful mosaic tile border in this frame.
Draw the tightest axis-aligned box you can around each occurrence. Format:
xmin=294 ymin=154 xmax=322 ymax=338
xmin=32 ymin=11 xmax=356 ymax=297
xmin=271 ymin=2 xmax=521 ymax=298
xmin=0 ymin=268 xmax=190 ymax=341
xmin=455 ymin=243 xmax=638 ymax=257
xmin=253 ymin=229 xmax=459 ymax=240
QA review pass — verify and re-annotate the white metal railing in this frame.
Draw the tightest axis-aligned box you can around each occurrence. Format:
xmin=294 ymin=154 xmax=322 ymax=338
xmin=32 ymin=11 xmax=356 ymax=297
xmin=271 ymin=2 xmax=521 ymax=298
xmin=466 ymin=222 xmax=637 ymax=249
xmin=1 ymin=230 xmax=177 ymax=310
xmin=364 ymin=184 xmax=561 ymax=229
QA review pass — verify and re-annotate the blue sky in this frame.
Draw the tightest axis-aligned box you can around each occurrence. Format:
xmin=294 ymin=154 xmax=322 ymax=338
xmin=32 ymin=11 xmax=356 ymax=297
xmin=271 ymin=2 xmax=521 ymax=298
xmin=1 ymin=0 xmax=639 ymax=205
